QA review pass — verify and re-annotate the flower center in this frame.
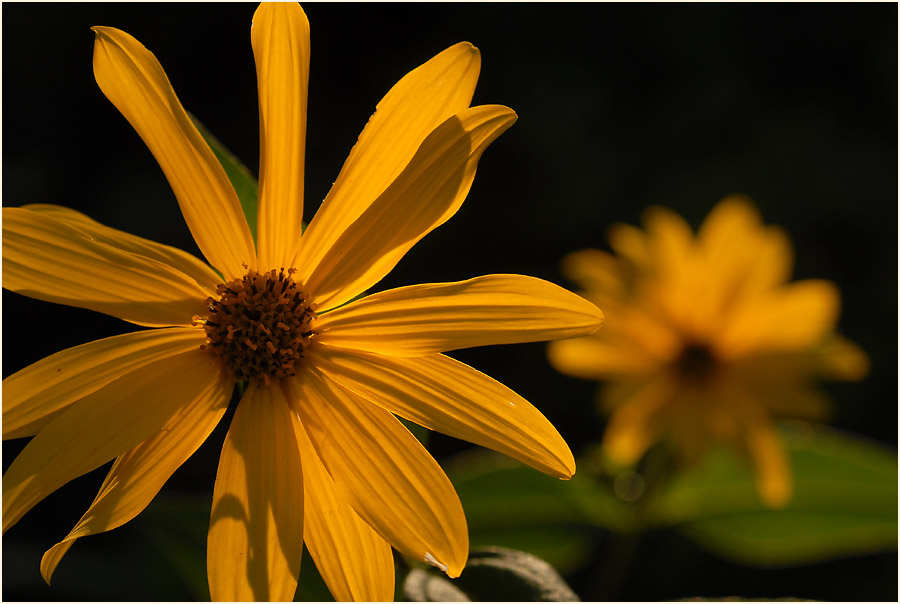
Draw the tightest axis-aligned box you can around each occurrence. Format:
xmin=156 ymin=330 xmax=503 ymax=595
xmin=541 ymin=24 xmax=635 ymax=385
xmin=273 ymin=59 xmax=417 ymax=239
xmin=674 ymin=342 xmax=717 ymax=381
xmin=199 ymin=267 xmax=316 ymax=384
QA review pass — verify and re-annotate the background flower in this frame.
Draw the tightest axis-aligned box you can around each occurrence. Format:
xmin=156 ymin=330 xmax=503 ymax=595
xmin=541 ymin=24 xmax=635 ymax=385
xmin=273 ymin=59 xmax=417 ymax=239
xmin=2 ymin=3 xmax=895 ymax=601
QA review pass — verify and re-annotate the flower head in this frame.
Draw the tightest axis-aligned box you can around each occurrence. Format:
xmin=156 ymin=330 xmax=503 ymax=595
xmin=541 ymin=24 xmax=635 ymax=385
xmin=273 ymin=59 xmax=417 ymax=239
xmin=548 ymin=196 xmax=867 ymax=508
xmin=2 ymin=3 xmax=603 ymax=601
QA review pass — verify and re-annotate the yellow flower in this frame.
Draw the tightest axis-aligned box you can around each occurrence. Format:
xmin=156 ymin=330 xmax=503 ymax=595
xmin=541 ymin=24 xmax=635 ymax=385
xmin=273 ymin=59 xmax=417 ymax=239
xmin=548 ymin=196 xmax=867 ymax=508
xmin=2 ymin=4 xmax=603 ymax=601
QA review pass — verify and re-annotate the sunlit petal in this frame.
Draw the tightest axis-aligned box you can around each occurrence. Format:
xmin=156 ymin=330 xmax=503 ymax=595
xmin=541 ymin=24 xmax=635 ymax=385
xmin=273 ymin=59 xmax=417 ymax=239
xmin=3 ymin=206 xmax=211 ymax=327
xmin=290 ymin=369 xmax=468 ymax=577
xmin=252 ymin=2 xmax=310 ymax=269
xmin=304 ymin=105 xmax=516 ymax=310
xmin=294 ymin=42 xmax=480 ymax=284
xmin=293 ymin=408 xmax=394 ymax=602
xmin=24 ymin=204 xmax=221 ymax=292
xmin=317 ymin=274 xmax=603 ymax=356
xmin=2 ymin=349 xmax=224 ymax=533
xmin=315 ymin=345 xmax=574 ymax=479
xmin=3 ymin=328 xmax=204 ymax=440
xmin=40 ymin=365 xmax=231 ymax=583
xmin=92 ymin=26 xmax=255 ymax=279
xmin=207 ymin=382 xmax=303 ymax=602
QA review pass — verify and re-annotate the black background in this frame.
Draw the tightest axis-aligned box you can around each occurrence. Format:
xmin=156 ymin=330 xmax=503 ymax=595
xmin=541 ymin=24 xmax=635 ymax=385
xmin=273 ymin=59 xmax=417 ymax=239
xmin=2 ymin=2 xmax=897 ymax=601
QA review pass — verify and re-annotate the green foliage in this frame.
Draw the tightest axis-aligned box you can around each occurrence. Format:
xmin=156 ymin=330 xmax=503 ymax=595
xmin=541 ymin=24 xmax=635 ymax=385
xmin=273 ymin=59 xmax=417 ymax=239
xmin=654 ymin=423 xmax=898 ymax=566
xmin=448 ymin=423 xmax=897 ymax=573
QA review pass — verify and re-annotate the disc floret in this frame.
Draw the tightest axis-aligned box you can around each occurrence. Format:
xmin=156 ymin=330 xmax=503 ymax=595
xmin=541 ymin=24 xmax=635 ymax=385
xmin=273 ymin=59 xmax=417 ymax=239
xmin=200 ymin=266 xmax=316 ymax=383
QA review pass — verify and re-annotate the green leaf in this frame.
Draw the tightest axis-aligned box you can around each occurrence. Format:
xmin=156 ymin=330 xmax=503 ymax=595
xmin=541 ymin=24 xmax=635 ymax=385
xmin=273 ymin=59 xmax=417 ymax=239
xmin=190 ymin=114 xmax=259 ymax=246
xmin=649 ymin=423 xmax=898 ymax=566
xmin=445 ymin=449 xmax=633 ymax=573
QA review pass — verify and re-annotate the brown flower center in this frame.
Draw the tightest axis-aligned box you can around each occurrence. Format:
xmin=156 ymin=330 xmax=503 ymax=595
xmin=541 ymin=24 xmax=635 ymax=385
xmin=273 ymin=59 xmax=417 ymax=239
xmin=674 ymin=342 xmax=717 ymax=382
xmin=199 ymin=267 xmax=316 ymax=383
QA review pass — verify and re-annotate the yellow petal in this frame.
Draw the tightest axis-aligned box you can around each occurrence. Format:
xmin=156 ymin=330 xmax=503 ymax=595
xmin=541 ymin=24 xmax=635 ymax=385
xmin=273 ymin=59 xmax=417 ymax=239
xmin=3 ymin=206 xmax=211 ymax=327
xmin=547 ymin=336 xmax=658 ymax=380
xmin=719 ymin=280 xmax=840 ymax=357
xmin=317 ymin=274 xmax=603 ymax=356
xmin=560 ymin=248 xmax=627 ymax=298
xmin=698 ymin=196 xmax=793 ymax=294
xmin=290 ymin=369 xmax=468 ymax=577
xmin=742 ymin=414 xmax=792 ymax=508
xmin=91 ymin=26 xmax=255 ymax=279
xmin=3 ymin=327 xmax=204 ymax=440
xmin=304 ymin=105 xmax=517 ymax=310
xmin=601 ymin=375 xmax=674 ymax=466
xmin=207 ymin=382 xmax=304 ymax=602
xmin=315 ymin=345 xmax=575 ymax=479
xmin=294 ymin=42 xmax=480 ymax=285
xmin=817 ymin=336 xmax=870 ymax=381
xmin=293 ymin=409 xmax=395 ymax=602
xmin=24 ymin=203 xmax=221 ymax=292
xmin=40 ymin=364 xmax=232 ymax=583
xmin=2 ymin=349 xmax=225 ymax=533
xmin=252 ymin=2 xmax=310 ymax=269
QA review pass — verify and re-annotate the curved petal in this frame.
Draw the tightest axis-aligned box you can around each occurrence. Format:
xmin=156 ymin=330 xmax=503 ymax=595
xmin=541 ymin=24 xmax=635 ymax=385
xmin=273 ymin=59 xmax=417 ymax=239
xmin=207 ymin=382 xmax=303 ymax=602
xmin=252 ymin=2 xmax=310 ymax=269
xmin=601 ymin=374 xmax=675 ymax=466
xmin=719 ymin=280 xmax=840 ymax=358
xmin=2 ymin=348 xmax=225 ymax=534
xmin=294 ymin=41 xmax=480 ymax=284
xmin=40 ymin=364 xmax=231 ymax=583
xmin=92 ymin=26 xmax=255 ymax=279
xmin=316 ymin=274 xmax=604 ymax=356
xmin=3 ymin=327 xmax=205 ymax=440
xmin=289 ymin=369 xmax=468 ymax=577
xmin=314 ymin=345 xmax=575 ymax=479
xmin=24 ymin=204 xmax=221 ymax=292
xmin=3 ymin=206 xmax=210 ymax=327
xmin=547 ymin=336 xmax=659 ymax=380
xmin=293 ymin=407 xmax=394 ymax=602
xmin=304 ymin=105 xmax=517 ymax=311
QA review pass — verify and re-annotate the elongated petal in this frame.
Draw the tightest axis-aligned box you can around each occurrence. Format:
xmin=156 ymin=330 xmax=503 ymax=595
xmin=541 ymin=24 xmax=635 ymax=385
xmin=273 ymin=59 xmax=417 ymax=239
xmin=208 ymin=382 xmax=303 ymax=602
xmin=92 ymin=26 xmax=255 ymax=279
xmin=40 ymin=364 xmax=231 ymax=583
xmin=316 ymin=274 xmax=603 ymax=356
xmin=294 ymin=42 xmax=480 ymax=284
xmin=3 ymin=207 xmax=210 ymax=327
xmin=719 ymin=280 xmax=840 ymax=358
xmin=601 ymin=375 xmax=675 ymax=465
xmin=252 ymin=2 xmax=310 ymax=269
xmin=293 ymin=408 xmax=394 ymax=602
xmin=24 ymin=203 xmax=221 ymax=292
xmin=304 ymin=105 xmax=517 ymax=311
xmin=290 ymin=369 xmax=468 ymax=577
xmin=547 ymin=336 xmax=659 ymax=379
xmin=3 ymin=327 xmax=205 ymax=440
xmin=315 ymin=345 xmax=574 ymax=479
xmin=2 ymin=349 xmax=225 ymax=533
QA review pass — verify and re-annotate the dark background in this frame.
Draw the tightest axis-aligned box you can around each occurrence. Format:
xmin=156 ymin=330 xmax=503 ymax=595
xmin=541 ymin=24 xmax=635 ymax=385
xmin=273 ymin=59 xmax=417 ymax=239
xmin=3 ymin=2 xmax=897 ymax=601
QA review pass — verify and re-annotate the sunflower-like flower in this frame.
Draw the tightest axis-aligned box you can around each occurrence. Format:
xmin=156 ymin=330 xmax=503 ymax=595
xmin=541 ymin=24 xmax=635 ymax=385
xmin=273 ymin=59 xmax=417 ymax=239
xmin=548 ymin=197 xmax=867 ymax=508
xmin=2 ymin=4 xmax=604 ymax=601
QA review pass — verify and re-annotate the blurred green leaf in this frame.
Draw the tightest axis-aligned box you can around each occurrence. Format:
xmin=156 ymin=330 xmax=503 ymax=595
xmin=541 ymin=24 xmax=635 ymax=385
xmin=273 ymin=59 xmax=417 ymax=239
xmin=190 ymin=114 xmax=259 ymax=246
xmin=445 ymin=449 xmax=633 ymax=573
xmin=649 ymin=423 xmax=898 ymax=566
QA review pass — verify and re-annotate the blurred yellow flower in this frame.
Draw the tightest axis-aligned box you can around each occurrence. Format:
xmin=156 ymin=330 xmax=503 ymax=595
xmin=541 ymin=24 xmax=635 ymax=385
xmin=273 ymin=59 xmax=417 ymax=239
xmin=548 ymin=196 xmax=867 ymax=508
xmin=2 ymin=3 xmax=603 ymax=601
